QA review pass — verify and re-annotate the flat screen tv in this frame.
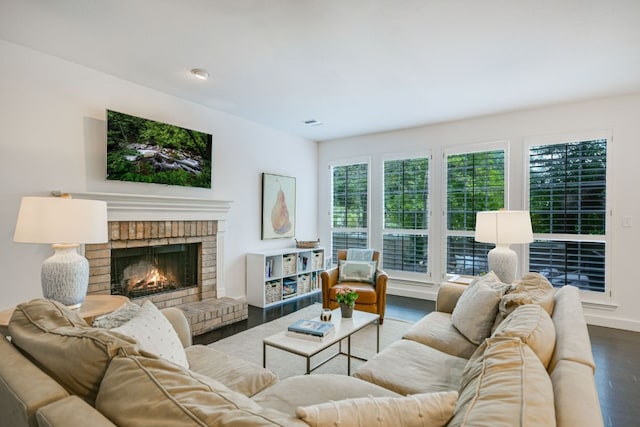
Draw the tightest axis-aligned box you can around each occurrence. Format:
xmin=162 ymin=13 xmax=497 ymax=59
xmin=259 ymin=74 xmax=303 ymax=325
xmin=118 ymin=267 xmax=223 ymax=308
xmin=106 ymin=109 xmax=212 ymax=188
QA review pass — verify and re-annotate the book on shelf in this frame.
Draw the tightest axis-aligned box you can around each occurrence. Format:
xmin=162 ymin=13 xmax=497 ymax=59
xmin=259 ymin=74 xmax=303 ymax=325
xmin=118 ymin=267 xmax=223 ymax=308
xmin=287 ymin=319 xmax=335 ymax=337
xmin=286 ymin=329 xmax=335 ymax=342
xmin=265 ymin=258 xmax=275 ymax=278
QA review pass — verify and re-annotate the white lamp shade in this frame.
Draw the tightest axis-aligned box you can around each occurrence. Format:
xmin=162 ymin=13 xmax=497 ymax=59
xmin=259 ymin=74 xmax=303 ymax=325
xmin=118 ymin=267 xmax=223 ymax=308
xmin=14 ymin=196 xmax=108 ymax=244
xmin=475 ymin=210 xmax=533 ymax=245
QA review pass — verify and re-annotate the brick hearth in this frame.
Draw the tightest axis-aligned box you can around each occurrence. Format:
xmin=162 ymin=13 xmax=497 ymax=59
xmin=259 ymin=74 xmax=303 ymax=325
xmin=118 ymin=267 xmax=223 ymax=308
xmin=85 ymin=219 xmax=247 ymax=335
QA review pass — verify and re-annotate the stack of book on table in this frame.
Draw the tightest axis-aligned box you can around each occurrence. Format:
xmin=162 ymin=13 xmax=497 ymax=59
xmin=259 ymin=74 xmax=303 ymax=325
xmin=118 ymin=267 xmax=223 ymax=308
xmin=287 ymin=319 xmax=335 ymax=341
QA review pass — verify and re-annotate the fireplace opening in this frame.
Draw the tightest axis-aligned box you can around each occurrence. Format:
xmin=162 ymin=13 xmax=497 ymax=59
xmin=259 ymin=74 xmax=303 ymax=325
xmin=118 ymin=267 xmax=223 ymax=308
xmin=111 ymin=243 xmax=199 ymax=298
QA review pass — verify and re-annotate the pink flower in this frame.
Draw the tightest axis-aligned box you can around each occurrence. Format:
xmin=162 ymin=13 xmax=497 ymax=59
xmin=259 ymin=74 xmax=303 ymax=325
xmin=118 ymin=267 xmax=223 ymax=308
xmin=335 ymin=287 xmax=359 ymax=306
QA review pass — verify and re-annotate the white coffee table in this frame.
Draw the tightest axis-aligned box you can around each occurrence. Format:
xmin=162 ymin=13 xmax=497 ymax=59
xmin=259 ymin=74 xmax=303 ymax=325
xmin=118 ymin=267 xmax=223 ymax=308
xmin=263 ymin=308 xmax=379 ymax=375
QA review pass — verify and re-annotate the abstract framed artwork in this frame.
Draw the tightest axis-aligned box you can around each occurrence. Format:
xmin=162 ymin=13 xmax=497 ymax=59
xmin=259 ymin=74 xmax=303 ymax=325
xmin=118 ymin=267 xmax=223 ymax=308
xmin=262 ymin=173 xmax=296 ymax=240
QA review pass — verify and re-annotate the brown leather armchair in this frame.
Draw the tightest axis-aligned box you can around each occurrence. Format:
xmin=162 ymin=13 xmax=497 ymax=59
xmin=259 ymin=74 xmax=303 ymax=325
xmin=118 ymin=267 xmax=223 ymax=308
xmin=320 ymin=250 xmax=388 ymax=324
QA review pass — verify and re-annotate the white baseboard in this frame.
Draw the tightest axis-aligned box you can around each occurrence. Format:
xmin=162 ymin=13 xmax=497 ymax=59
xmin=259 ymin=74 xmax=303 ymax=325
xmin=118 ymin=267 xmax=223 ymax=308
xmin=584 ymin=313 xmax=640 ymax=332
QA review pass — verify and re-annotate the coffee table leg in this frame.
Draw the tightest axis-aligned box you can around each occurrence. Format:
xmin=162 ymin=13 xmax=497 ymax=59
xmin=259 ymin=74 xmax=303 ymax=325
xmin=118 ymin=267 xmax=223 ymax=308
xmin=263 ymin=342 xmax=266 ymax=368
xmin=347 ymin=335 xmax=352 ymax=375
xmin=377 ymin=320 xmax=380 ymax=353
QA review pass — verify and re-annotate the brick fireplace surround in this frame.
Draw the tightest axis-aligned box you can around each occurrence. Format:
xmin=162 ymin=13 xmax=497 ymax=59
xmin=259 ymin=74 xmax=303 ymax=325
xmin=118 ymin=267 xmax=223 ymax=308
xmin=76 ymin=192 xmax=246 ymax=336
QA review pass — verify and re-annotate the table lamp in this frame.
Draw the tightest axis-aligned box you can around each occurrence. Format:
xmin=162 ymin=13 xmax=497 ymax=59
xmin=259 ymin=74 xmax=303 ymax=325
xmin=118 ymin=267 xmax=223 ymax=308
xmin=475 ymin=210 xmax=533 ymax=284
xmin=13 ymin=195 xmax=108 ymax=308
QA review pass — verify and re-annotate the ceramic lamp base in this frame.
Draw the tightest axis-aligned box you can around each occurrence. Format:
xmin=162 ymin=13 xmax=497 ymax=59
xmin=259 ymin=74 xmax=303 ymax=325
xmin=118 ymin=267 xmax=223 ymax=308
xmin=487 ymin=244 xmax=517 ymax=284
xmin=41 ymin=244 xmax=89 ymax=308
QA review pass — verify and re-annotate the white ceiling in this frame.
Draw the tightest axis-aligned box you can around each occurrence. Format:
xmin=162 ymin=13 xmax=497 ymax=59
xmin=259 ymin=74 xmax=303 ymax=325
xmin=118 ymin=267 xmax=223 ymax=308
xmin=1 ymin=0 xmax=640 ymax=141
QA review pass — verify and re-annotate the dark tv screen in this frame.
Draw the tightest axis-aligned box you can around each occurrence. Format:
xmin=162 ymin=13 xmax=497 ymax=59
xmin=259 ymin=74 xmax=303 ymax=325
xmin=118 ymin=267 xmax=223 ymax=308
xmin=106 ymin=110 xmax=212 ymax=188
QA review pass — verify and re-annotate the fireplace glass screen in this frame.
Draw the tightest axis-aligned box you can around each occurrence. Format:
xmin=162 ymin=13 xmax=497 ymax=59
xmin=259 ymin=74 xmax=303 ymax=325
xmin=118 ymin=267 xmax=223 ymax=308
xmin=111 ymin=243 xmax=198 ymax=298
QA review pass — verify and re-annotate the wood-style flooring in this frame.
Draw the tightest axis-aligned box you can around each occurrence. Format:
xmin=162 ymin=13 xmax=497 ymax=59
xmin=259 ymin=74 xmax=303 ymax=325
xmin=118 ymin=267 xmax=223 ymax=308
xmin=194 ymin=294 xmax=637 ymax=427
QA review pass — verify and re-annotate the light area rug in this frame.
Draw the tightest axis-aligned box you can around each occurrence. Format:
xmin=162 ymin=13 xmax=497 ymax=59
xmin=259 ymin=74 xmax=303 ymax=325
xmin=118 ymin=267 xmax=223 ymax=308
xmin=207 ymin=303 xmax=413 ymax=379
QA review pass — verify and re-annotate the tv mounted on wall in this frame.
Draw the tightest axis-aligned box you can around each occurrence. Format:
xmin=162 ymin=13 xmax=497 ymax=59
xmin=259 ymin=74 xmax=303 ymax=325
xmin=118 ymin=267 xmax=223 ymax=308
xmin=106 ymin=109 xmax=213 ymax=188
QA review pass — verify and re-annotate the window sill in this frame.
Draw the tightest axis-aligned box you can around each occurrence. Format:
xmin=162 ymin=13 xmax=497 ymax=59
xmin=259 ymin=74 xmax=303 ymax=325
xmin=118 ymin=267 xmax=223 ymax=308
xmin=387 ymin=275 xmax=435 ymax=287
xmin=581 ymin=299 xmax=619 ymax=311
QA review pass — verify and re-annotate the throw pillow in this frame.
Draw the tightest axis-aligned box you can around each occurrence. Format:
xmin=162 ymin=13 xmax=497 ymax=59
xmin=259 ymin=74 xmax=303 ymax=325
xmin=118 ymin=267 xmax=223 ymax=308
xmin=338 ymin=260 xmax=377 ymax=284
xmin=97 ymin=354 xmax=294 ymax=426
xmin=8 ymin=299 xmax=140 ymax=405
xmin=113 ymin=300 xmax=189 ymax=368
xmin=295 ymin=391 xmax=458 ymax=427
xmin=92 ymin=301 xmax=140 ymax=328
xmin=492 ymin=304 xmax=556 ymax=368
xmin=451 ymin=273 xmax=510 ymax=345
xmin=499 ymin=272 xmax=555 ymax=318
xmin=346 ymin=248 xmax=374 ymax=261
xmin=449 ymin=337 xmax=556 ymax=426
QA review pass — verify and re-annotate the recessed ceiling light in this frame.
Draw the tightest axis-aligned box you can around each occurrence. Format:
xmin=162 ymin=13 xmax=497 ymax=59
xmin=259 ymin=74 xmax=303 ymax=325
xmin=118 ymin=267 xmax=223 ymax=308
xmin=190 ymin=68 xmax=210 ymax=80
xmin=303 ymin=119 xmax=323 ymax=127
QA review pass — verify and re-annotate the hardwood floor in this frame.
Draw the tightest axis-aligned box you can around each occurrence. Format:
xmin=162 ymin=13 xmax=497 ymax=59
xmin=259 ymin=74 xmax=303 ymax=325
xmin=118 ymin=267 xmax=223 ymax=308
xmin=589 ymin=325 xmax=640 ymax=427
xmin=194 ymin=294 xmax=637 ymax=427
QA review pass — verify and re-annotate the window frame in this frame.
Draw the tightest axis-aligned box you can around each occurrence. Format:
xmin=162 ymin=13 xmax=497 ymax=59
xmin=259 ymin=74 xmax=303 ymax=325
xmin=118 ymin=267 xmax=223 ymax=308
xmin=442 ymin=140 xmax=509 ymax=280
xmin=329 ymin=157 xmax=371 ymax=266
xmin=380 ymin=151 xmax=432 ymax=281
xmin=523 ymin=130 xmax=612 ymax=301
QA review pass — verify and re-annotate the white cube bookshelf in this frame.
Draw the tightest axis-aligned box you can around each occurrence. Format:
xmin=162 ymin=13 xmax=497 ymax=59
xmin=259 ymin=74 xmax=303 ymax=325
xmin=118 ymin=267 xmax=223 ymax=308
xmin=246 ymin=247 xmax=324 ymax=308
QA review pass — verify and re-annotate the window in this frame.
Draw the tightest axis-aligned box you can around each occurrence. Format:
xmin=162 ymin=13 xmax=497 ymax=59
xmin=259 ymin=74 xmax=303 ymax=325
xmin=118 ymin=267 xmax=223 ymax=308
xmin=331 ymin=162 xmax=368 ymax=264
xmin=382 ymin=156 xmax=430 ymax=274
xmin=445 ymin=148 xmax=505 ymax=276
xmin=527 ymin=138 xmax=608 ymax=292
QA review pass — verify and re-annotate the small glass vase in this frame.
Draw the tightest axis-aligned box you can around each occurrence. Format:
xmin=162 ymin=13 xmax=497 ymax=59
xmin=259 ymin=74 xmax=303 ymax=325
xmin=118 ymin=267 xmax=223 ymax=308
xmin=340 ymin=303 xmax=354 ymax=318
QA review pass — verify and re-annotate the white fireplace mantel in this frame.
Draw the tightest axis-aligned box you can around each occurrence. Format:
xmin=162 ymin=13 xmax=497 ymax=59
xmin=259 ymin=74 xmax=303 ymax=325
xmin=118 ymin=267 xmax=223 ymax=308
xmin=70 ymin=192 xmax=233 ymax=222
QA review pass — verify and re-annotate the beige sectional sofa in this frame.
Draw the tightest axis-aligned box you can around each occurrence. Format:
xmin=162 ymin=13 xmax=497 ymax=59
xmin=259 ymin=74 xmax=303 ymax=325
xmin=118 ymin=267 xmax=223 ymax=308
xmin=1 ymin=299 xmax=409 ymax=427
xmin=353 ymin=276 xmax=604 ymax=427
xmin=0 ymin=273 xmax=603 ymax=426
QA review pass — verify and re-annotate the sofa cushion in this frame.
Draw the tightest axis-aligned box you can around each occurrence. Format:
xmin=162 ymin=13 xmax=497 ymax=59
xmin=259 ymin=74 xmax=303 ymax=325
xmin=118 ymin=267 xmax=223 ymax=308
xmin=492 ymin=304 xmax=556 ymax=368
xmin=113 ymin=300 xmax=188 ymax=368
xmin=451 ymin=273 xmax=509 ymax=345
xmin=329 ymin=283 xmax=377 ymax=304
xmin=448 ymin=337 xmax=556 ymax=427
xmin=402 ymin=311 xmax=478 ymax=359
xmin=252 ymin=374 xmax=400 ymax=415
xmin=186 ymin=344 xmax=278 ymax=397
xmin=296 ymin=391 xmax=458 ymax=427
xmin=96 ymin=354 xmax=302 ymax=426
xmin=338 ymin=259 xmax=376 ymax=284
xmin=8 ymin=299 xmax=140 ymax=405
xmin=353 ymin=339 xmax=468 ymax=395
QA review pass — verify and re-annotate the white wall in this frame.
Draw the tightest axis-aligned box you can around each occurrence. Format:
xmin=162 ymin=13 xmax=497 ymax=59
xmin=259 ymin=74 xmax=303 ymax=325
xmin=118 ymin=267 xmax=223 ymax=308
xmin=0 ymin=40 xmax=318 ymax=310
xmin=318 ymin=94 xmax=640 ymax=331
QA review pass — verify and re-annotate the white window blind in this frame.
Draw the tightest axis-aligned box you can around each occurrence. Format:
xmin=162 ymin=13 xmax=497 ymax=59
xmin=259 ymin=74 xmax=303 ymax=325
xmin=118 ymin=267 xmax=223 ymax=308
xmin=331 ymin=163 xmax=368 ymax=264
xmin=382 ymin=157 xmax=429 ymax=273
xmin=446 ymin=149 xmax=505 ymax=276
xmin=528 ymin=139 xmax=607 ymax=292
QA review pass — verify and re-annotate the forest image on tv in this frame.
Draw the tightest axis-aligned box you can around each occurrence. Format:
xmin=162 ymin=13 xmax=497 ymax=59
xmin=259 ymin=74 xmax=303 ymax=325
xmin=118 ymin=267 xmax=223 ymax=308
xmin=106 ymin=110 xmax=212 ymax=188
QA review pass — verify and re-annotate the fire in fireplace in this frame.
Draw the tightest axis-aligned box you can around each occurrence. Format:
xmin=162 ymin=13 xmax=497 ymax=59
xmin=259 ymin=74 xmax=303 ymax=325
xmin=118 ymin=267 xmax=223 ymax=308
xmin=111 ymin=243 xmax=199 ymax=298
